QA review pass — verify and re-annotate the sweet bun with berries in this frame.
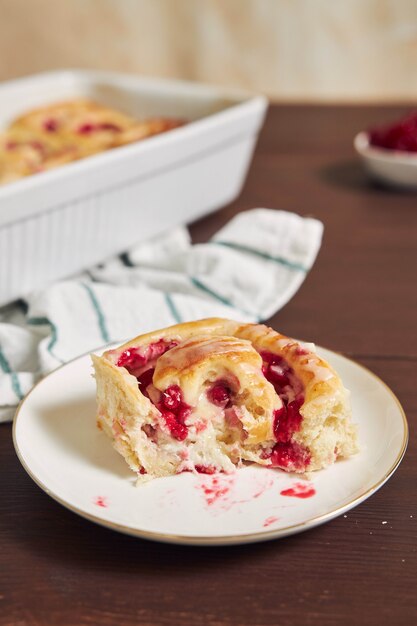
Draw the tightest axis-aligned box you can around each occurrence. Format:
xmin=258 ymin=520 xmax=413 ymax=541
xmin=0 ymin=99 xmax=184 ymax=184
xmin=92 ymin=318 xmax=358 ymax=481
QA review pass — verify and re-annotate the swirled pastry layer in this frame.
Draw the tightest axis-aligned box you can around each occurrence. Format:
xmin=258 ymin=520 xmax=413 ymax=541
xmin=92 ymin=318 xmax=358 ymax=481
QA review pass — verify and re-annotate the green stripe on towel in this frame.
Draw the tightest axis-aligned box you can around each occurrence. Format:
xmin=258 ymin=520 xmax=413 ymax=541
xmin=81 ymin=283 xmax=110 ymax=343
xmin=190 ymin=277 xmax=260 ymax=321
xmin=0 ymin=345 xmax=23 ymax=400
xmin=164 ymin=293 xmax=182 ymax=323
xmin=212 ymin=241 xmax=308 ymax=272
xmin=27 ymin=316 xmax=63 ymax=363
xmin=190 ymin=277 xmax=235 ymax=308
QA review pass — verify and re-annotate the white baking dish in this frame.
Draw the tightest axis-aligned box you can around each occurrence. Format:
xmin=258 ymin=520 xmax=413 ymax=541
xmin=0 ymin=70 xmax=267 ymax=306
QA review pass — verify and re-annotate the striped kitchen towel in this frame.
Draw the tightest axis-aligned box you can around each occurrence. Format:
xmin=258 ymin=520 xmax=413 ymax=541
xmin=0 ymin=209 xmax=323 ymax=422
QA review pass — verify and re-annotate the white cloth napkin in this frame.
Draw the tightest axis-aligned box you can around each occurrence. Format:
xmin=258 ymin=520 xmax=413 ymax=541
xmin=0 ymin=209 xmax=323 ymax=422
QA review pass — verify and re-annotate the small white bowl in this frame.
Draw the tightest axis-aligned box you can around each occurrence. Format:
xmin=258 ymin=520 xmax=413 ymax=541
xmin=354 ymin=131 xmax=417 ymax=189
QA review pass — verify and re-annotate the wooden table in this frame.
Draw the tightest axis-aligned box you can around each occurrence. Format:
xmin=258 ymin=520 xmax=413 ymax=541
xmin=1 ymin=105 xmax=416 ymax=626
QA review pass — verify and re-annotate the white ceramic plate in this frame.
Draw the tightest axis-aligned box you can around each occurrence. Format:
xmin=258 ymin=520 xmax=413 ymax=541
xmin=13 ymin=346 xmax=408 ymax=546
xmin=354 ymin=131 xmax=417 ymax=189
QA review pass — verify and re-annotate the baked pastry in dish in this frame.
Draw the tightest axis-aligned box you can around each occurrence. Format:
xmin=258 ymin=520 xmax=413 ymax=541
xmin=0 ymin=99 xmax=183 ymax=184
xmin=92 ymin=318 xmax=358 ymax=480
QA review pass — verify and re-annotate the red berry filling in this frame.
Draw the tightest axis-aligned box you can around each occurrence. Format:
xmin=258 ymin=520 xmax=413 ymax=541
xmin=207 ymin=381 xmax=231 ymax=408
xmin=261 ymin=351 xmax=309 ymax=470
xmin=99 ymin=122 xmax=121 ymax=132
xmin=270 ymin=442 xmax=311 ymax=471
xmin=142 ymin=423 xmax=157 ymax=442
xmin=77 ymin=122 xmax=121 ymax=135
xmin=116 ymin=340 xmax=177 ymax=372
xmin=160 ymin=410 xmax=188 ymax=441
xmin=158 ymin=385 xmax=191 ymax=441
xmin=77 ymin=123 xmax=94 ymax=135
xmin=43 ymin=118 xmax=58 ymax=132
xmin=117 ymin=343 xmax=193 ymax=443
xmin=177 ymin=404 xmax=192 ymax=425
xmin=137 ymin=368 xmax=155 ymax=397
xmin=147 ymin=339 xmax=177 ymax=360
xmin=195 ymin=465 xmax=216 ymax=474
xmin=261 ymin=351 xmax=304 ymax=441
xmin=162 ymin=385 xmax=182 ymax=411
xmin=117 ymin=347 xmax=146 ymax=370
xmin=261 ymin=352 xmax=292 ymax=393
xmin=4 ymin=139 xmax=45 ymax=155
xmin=273 ymin=397 xmax=304 ymax=443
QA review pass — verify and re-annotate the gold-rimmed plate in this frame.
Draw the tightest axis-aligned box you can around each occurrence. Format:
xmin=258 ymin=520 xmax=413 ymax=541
xmin=13 ymin=346 xmax=408 ymax=545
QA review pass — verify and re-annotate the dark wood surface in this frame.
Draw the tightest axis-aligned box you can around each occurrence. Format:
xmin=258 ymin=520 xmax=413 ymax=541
xmin=1 ymin=105 xmax=416 ymax=626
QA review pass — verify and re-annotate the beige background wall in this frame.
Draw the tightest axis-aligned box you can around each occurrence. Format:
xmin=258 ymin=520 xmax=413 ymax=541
xmin=1 ymin=0 xmax=416 ymax=101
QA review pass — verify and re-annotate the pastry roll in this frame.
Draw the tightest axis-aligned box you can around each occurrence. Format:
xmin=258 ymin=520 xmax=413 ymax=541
xmin=0 ymin=99 xmax=184 ymax=184
xmin=92 ymin=318 xmax=358 ymax=480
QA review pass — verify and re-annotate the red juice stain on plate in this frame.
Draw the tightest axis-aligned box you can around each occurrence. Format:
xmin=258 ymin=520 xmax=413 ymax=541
xmin=198 ymin=475 xmax=233 ymax=507
xmin=280 ymin=482 xmax=316 ymax=499
xmin=263 ymin=516 xmax=279 ymax=528
xmin=251 ymin=475 xmax=274 ymax=499
xmin=94 ymin=496 xmax=108 ymax=508
xmin=197 ymin=473 xmax=275 ymax=511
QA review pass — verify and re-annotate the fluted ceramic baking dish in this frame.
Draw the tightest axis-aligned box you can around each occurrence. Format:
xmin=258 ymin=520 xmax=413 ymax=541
xmin=0 ymin=70 xmax=267 ymax=305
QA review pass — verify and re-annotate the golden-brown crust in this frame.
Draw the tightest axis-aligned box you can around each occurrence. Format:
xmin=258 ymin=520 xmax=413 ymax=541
xmin=93 ymin=318 xmax=358 ymax=478
xmin=0 ymin=99 xmax=184 ymax=185
xmin=154 ymin=335 xmax=259 ymax=380
xmin=152 ymin=335 xmax=281 ymax=441
xmin=104 ymin=317 xmax=341 ymax=410
xmin=232 ymin=322 xmax=343 ymax=412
